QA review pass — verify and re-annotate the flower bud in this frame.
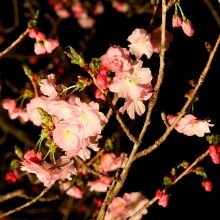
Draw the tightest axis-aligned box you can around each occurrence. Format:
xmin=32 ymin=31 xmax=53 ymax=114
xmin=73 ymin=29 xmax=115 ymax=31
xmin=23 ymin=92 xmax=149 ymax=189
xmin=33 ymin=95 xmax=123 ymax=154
xmin=202 ymin=180 xmax=212 ymax=192
xmin=172 ymin=14 xmax=182 ymax=28
xmin=156 ymin=189 xmax=163 ymax=200
xmin=182 ymin=19 xmax=194 ymax=37
xmin=158 ymin=194 xmax=169 ymax=207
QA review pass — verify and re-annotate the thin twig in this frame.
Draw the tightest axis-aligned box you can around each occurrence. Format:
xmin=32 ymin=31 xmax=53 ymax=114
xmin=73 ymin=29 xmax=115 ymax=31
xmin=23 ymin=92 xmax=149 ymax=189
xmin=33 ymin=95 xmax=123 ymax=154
xmin=0 ymin=184 xmax=54 ymax=218
xmin=0 ymin=28 xmax=30 ymax=58
xmin=3 ymin=0 xmax=19 ymax=34
xmin=129 ymin=149 xmax=209 ymax=220
xmin=134 ymin=35 xmax=220 ymax=160
xmin=0 ymin=189 xmax=59 ymax=203
xmin=148 ymin=0 xmax=160 ymax=29
xmin=203 ymin=0 xmax=220 ymax=29
xmin=74 ymin=156 xmax=121 ymax=182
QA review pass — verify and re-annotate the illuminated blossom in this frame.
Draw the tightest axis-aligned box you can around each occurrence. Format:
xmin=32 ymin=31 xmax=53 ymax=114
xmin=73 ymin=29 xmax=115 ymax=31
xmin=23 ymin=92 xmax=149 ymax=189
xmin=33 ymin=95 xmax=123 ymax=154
xmin=61 ymin=182 xmax=83 ymax=198
xmin=109 ymin=60 xmax=152 ymax=100
xmin=26 ymin=96 xmax=47 ymax=126
xmin=21 ymin=156 xmax=77 ymax=187
xmin=100 ymin=46 xmax=131 ymax=73
xmin=127 ymin=28 xmax=153 ymax=60
xmin=182 ymin=19 xmax=194 ymax=37
xmin=87 ymin=177 xmax=112 ymax=192
xmin=167 ymin=114 xmax=214 ymax=137
xmin=44 ymin=39 xmax=59 ymax=53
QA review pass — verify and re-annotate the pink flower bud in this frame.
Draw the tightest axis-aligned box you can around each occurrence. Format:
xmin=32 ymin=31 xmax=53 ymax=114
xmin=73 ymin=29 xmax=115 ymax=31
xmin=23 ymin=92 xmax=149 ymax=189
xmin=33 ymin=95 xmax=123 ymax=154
xmin=158 ymin=194 xmax=169 ymax=207
xmin=156 ymin=189 xmax=163 ymax=200
xmin=202 ymin=180 xmax=212 ymax=192
xmin=172 ymin=14 xmax=182 ymax=28
xmin=24 ymin=150 xmax=43 ymax=163
xmin=44 ymin=39 xmax=59 ymax=53
xmin=94 ymin=198 xmax=104 ymax=207
xmin=34 ymin=41 xmax=47 ymax=55
xmin=29 ymin=28 xmax=38 ymax=39
xmin=36 ymin=31 xmax=46 ymax=41
xmin=99 ymin=65 xmax=108 ymax=76
xmin=96 ymin=74 xmax=108 ymax=89
xmin=182 ymin=19 xmax=194 ymax=37
xmin=209 ymin=145 xmax=218 ymax=157
xmin=211 ymin=155 xmax=220 ymax=164
xmin=5 ymin=171 xmax=17 ymax=183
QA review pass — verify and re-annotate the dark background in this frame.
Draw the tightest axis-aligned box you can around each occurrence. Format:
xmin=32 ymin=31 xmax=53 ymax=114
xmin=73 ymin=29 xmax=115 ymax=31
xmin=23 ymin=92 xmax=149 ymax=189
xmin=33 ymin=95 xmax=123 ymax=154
xmin=0 ymin=0 xmax=220 ymax=219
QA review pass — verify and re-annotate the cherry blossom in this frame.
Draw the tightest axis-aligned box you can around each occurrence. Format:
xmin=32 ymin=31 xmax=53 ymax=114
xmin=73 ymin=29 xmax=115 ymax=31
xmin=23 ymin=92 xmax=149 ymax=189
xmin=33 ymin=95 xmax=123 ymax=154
xmin=54 ymin=4 xmax=70 ymax=19
xmin=127 ymin=28 xmax=153 ymax=60
xmin=34 ymin=41 xmax=47 ymax=55
xmin=112 ymin=1 xmax=129 ymax=13
xmin=87 ymin=177 xmax=112 ymax=192
xmin=26 ymin=96 xmax=47 ymax=126
xmin=100 ymin=46 xmax=132 ymax=73
xmin=123 ymin=192 xmax=149 ymax=220
xmin=53 ymin=118 xmax=88 ymax=157
xmin=77 ymin=14 xmax=96 ymax=29
xmin=44 ymin=39 xmax=59 ymax=53
xmin=167 ymin=114 xmax=214 ymax=137
xmin=109 ymin=60 xmax=152 ymax=100
xmin=61 ymin=182 xmax=83 ymax=199
xmin=21 ymin=156 xmax=77 ymax=187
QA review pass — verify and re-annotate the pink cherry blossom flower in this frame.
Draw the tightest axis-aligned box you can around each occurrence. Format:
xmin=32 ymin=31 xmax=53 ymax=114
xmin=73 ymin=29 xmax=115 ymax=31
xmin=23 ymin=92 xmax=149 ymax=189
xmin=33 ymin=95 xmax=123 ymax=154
xmin=158 ymin=194 xmax=169 ymax=207
xmin=96 ymin=73 xmax=108 ymax=89
xmin=172 ymin=14 xmax=182 ymax=27
xmin=54 ymin=4 xmax=70 ymax=19
xmin=2 ymin=98 xmax=16 ymax=113
xmin=77 ymin=14 xmax=96 ymax=29
xmin=24 ymin=150 xmax=43 ymax=163
xmin=53 ymin=118 xmax=87 ymax=157
xmin=167 ymin=114 xmax=214 ymax=137
xmin=112 ymin=1 xmax=129 ymax=13
xmin=35 ymin=31 xmax=46 ymax=41
xmin=45 ymin=100 xmax=79 ymax=122
xmin=182 ymin=19 xmax=194 ymax=37
xmin=26 ymin=96 xmax=47 ymax=126
xmin=29 ymin=28 xmax=38 ymax=39
xmin=87 ymin=177 xmax=112 ymax=192
xmin=71 ymin=2 xmax=85 ymax=18
xmin=109 ymin=60 xmax=152 ymax=100
xmin=91 ymin=1 xmax=104 ymax=15
xmin=150 ymin=26 xmax=173 ymax=53
xmin=77 ymin=147 xmax=91 ymax=160
xmin=34 ymin=41 xmax=47 ymax=55
xmin=100 ymin=46 xmax=132 ymax=73
xmin=95 ymin=89 xmax=106 ymax=101
xmin=44 ymin=39 xmax=59 ymax=53
xmin=69 ymin=97 xmax=108 ymax=137
xmin=99 ymin=65 xmax=108 ymax=76
xmin=123 ymin=192 xmax=149 ymax=220
xmin=127 ymin=28 xmax=153 ymax=60
xmin=61 ymin=182 xmax=83 ymax=198
xmin=21 ymin=156 xmax=77 ymax=187
xmin=109 ymin=197 xmax=126 ymax=215
xmin=39 ymin=74 xmax=59 ymax=100
xmin=100 ymin=153 xmax=128 ymax=172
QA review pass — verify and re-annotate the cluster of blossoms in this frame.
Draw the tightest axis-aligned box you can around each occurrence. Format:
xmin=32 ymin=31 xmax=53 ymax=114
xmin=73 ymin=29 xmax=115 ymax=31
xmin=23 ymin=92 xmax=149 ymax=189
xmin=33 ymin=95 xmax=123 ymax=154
xmin=104 ymin=192 xmax=149 ymax=220
xmin=167 ymin=114 xmax=214 ymax=137
xmin=172 ymin=2 xmax=194 ymax=37
xmin=21 ymin=150 xmax=77 ymax=187
xmin=29 ymin=28 xmax=59 ymax=55
xmin=49 ymin=0 xmax=104 ymax=29
xmin=87 ymin=152 xmax=128 ymax=192
xmin=98 ymin=45 xmax=154 ymax=119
